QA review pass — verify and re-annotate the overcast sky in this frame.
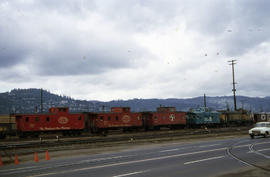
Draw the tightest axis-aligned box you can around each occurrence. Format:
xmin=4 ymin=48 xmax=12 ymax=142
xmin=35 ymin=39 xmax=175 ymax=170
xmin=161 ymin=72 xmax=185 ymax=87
xmin=1 ymin=0 xmax=270 ymax=101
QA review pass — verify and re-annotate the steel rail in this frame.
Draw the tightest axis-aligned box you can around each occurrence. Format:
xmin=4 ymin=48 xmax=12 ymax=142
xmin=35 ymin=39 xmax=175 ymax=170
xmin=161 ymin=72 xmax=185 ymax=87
xmin=0 ymin=128 xmax=249 ymax=151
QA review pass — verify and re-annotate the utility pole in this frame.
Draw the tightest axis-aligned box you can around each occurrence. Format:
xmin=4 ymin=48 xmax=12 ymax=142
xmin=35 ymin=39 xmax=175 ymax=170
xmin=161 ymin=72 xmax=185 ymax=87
xmin=40 ymin=88 xmax=43 ymax=113
xmin=203 ymin=93 xmax=207 ymax=107
xmin=228 ymin=60 xmax=237 ymax=111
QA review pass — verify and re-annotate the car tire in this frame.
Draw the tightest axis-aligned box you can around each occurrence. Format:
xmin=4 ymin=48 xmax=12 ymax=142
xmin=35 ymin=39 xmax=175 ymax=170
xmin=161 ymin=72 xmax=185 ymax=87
xmin=250 ymin=134 xmax=254 ymax=139
xmin=264 ymin=132 xmax=269 ymax=138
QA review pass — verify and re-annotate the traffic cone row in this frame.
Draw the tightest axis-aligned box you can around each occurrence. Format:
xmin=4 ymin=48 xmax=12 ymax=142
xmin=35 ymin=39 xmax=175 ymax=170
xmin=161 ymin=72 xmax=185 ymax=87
xmin=0 ymin=150 xmax=51 ymax=167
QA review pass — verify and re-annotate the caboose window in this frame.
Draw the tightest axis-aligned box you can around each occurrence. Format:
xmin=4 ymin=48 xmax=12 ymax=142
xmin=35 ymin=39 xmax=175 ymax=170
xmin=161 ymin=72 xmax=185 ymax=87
xmin=116 ymin=116 xmax=119 ymax=121
xmin=35 ymin=117 xmax=39 ymax=122
xmin=100 ymin=116 xmax=104 ymax=121
xmin=108 ymin=116 xmax=111 ymax=120
xmin=154 ymin=116 xmax=158 ymax=120
xmin=78 ymin=116 xmax=81 ymax=120
xmin=25 ymin=117 xmax=29 ymax=122
xmin=46 ymin=117 xmax=50 ymax=122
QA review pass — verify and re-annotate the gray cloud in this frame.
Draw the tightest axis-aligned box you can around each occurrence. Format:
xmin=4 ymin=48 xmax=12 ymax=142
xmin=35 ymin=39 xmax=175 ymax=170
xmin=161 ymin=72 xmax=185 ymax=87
xmin=184 ymin=0 xmax=270 ymax=56
xmin=0 ymin=0 xmax=151 ymax=76
xmin=0 ymin=0 xmax=270 ymax=100
xmin=0 ymin=17 xmax=30 ymax=67
xmin=34 ymin=41 xmax=147 ymax=76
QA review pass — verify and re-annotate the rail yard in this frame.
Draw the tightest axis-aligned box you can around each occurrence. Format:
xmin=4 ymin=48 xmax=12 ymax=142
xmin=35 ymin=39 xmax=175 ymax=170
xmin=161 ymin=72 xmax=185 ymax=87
xmin=1 ymin=106 xmax=269 ymax=177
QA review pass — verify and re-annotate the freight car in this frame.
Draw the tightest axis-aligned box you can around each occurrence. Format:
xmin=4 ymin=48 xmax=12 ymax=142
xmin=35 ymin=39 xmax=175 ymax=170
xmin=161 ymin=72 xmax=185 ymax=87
xmin=85 ymin=107 xmax=143 ymax=134
xmin=254 ymin=112 xmax=270 ymax=123
xmin=186 ymin=107 xmax=220 ymax=128
xmin=0 ymin=106 xmax=257 ymax=139
xmin=219 ymin=109 xmax=254 ymax=126
xmin=0 ymin=114 xmax=16 ymax=139
xmin=15 ymin=107 xmax=85 ymax=137
xmin=142 ymin=107 xmax=186 ymax=130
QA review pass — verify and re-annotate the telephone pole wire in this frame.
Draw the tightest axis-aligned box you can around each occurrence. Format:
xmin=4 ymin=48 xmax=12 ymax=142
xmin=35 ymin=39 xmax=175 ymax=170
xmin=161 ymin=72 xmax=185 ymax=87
xmin=228 ymin=60 xmax=237 ymax=111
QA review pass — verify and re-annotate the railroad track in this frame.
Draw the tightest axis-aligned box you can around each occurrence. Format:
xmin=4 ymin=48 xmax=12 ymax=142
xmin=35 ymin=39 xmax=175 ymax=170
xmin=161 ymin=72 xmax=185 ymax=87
xmin=227 ymin=139 xmax=270 ymax=172
xmin=0 ymin=127 xmax=249 ymax=150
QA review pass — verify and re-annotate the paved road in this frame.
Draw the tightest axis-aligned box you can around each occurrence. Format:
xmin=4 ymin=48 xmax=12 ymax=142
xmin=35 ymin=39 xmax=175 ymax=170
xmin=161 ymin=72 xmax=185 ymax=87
xmin=0 ymin=136 xmax=270 ymax=177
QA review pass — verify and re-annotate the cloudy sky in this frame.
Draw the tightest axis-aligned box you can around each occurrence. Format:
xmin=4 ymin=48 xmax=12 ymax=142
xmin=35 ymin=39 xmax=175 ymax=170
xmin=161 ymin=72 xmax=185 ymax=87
xmin=1 ymin=0 xmax=270 ymax=101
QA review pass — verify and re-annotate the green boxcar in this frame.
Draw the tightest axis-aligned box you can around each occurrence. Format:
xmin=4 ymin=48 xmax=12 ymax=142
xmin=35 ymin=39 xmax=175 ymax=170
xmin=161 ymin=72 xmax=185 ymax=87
xmin=187 ymin=107 xmax=221 ymax=127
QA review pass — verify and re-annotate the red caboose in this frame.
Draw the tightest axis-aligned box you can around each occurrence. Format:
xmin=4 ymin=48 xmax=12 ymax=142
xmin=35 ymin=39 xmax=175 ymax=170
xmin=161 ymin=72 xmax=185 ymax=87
xmin=86 ymin=107 xmax=142 ymax=133
xmin=15 ymin=107 xmax=85 ymax=137
xmin=143 ymin=107 xmax=186 ymax=130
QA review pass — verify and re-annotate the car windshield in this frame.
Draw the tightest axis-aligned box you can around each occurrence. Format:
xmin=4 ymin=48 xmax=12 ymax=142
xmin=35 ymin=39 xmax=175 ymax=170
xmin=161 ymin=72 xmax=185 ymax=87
xmin=255 ymin=123 xmax=269 ymax=127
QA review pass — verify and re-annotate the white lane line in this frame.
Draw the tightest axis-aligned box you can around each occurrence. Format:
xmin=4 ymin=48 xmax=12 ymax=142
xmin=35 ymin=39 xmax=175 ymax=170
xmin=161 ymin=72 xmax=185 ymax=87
xmin=249 ymin=144 xmax=270 ymax=159
xmin=199 ymin=144 xmax=221 ymax=148
xmin=0 ymin=155 xmax=131 ymax=174
xmin=160 ymin=148 xmax=179 ymax=153
xmin=234 ymin=141 xmax=270 ymax=149
xmin=26 ymin=147 xmax=227 ymax=177
xmin=184 ymin=156 xmax=225 ymax=165
xmin=258 ymin=148 xmax=270 ymax=152
xmin=112 ymin=170 xmax=147 ymax=177
xmin=0 ymin=166 xmax=38 ymax=172
xmin=28 ymin=172 xmax=57 ymax=177
xmin=80 ymin=155 xmax=129 ymax=163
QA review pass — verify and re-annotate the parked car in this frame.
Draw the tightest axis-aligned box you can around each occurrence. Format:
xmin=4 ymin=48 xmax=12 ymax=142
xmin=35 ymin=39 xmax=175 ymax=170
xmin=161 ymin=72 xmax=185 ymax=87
xmin=249 ymin=122 xmax=270 ymax=139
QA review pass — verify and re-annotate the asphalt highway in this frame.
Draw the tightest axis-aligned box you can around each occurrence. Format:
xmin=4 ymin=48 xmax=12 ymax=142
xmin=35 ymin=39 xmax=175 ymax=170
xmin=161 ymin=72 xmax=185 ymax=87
xmin=1 ymin=136 xmax=270 ymax=177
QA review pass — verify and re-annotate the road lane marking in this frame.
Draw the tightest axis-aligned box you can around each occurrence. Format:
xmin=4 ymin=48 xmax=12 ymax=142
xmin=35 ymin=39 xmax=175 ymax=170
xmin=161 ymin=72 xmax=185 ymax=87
xmin=160 ymin=148 xmax=179 ymax=152
xmin=28 ymin=172 xmax=57 ymax=177
xmin=258 ymin=148 xmax=270 ymax=152
xmin=112 ymin=170 xmax=147 ymax=177
xmin=80 ymin=155 xmax=129 ymax=163
xmin=249 ymin=144 xmax=270 ymax=159
xmin=0 ymin=155 xmax=132 ymax=174
xmin=4 ymin=141 xmax=269 ymax=175
xmin=184 ymin=156 xmax=225 ymax=165
xmin=0 ymin=166 xmax=38 ymax=172
xmin=233 ymin=141 xmax=270 ymax=149
xmin=199 ymin=144 xmax=221 ymax=148
xmin=227 ymin=148 xmax=252 ymax=166
xmin=26 ymin=147 xmax=227 ymax=177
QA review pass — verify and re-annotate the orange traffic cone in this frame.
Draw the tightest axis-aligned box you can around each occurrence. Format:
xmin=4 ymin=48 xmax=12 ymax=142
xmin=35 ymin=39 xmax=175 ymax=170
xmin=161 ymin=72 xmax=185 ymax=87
xmin=14 ymin=154 xmax=19 ymax=165
xmin=0 ymin=154 xmax=3 ymax=167
xmin=45 ymin=150 xmax=50 ymax=160
xmin=34 ymin=152 xmax=39 ymax=162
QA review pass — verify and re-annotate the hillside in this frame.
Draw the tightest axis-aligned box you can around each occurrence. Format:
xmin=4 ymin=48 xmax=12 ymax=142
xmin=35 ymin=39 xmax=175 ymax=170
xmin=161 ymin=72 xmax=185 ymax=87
xmin=0 ymin=88 xmax=270 ymax=114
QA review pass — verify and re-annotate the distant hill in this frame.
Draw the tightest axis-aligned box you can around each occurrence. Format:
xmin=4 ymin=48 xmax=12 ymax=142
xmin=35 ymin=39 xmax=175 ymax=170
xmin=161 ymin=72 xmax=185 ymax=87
xmin=0 ymin=88 xmax=270 ymax=114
